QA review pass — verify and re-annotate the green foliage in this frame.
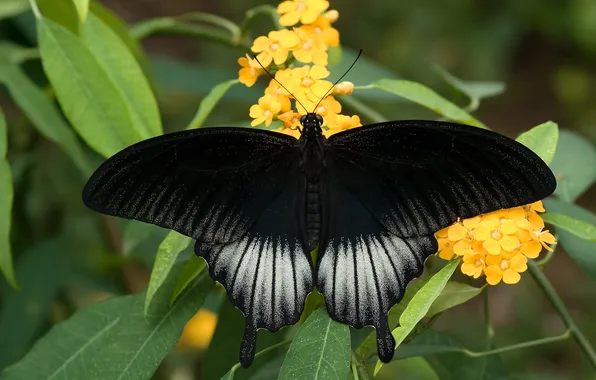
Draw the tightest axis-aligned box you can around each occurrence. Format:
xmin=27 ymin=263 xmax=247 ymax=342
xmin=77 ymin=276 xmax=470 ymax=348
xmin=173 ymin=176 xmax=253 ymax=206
xmin=516 ymin=121 xmax=559 ymax=165
xmin=374 ymin=260 xmax=460 ymax=375
xmin=0 ymin=270 xmax=213 ymax=380
xmin=278 ymin=308 xmax=350 ymax=380
xmin=1 ymin=1 xmax=596 ymax=379
xmin=0 ymin=109 xmax=16 ymax=287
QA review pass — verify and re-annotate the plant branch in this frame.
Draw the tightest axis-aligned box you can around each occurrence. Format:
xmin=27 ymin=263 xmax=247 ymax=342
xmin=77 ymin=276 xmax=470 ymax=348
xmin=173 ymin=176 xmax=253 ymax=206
xmin=528 ymin=260 xmax=596 ymax=368
xmin=463 ymin=330 xmax=571 ymax=358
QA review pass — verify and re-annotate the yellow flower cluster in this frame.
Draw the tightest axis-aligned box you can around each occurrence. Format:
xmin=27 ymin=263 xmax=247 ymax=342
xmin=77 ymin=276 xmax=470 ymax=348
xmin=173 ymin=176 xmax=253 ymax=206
xmin=238 ymin=0 xmax=361 ymax=138
xmin=436 ymin=201 xmax=556 ymax=285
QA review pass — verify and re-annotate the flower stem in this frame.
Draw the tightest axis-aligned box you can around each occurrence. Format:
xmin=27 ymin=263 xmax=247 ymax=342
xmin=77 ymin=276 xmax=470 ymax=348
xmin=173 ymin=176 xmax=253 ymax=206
xmin=528 ymin=260 xmax=596 ymax=369
xmin=483 ymin=287 xmax=494 ymax=340
xmin=463 ymin=330 xmax=571 ymax=358
xmin=339 ymin=96 xmax=387 ymax=124
xmin=351 ymin=351 xmax=371 ymax=380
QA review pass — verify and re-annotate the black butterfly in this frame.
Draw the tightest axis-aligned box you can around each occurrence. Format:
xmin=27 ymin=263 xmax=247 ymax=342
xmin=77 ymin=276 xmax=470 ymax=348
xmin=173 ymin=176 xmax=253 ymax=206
xmin=83 ymin=115 xmax=556 ymax=367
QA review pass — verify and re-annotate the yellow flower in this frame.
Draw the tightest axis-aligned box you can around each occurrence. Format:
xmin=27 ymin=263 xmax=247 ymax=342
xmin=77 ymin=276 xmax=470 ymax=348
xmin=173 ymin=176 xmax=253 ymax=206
xmin=435 ymin=202 xmax=556 ymax=285
xmin=293 ymin=26 xmax=329 ymax=65
xmin=311 ymin=15 xmax=340 ymax=47
xmin=484 ymin=254 xmax=528 ymax=285
xmin=324 ymin=9 xmax=339 ymax=23
xmin=333 ymin=81 xmax=354 ymax=96
xmin=177 ymin=309 xmax=218 ymax=350
xmin=249 ymin=94 xmax=282 ymax=127
xmin=238 ymin=54 xmax=263 ymax=87
xmin=461 ymin=252 xmax=486 ymax=279
xmin=324 ymin=114 xmax=361 ymax=137
xmin=265 ymin=80 xmax=292 ymax=113
xmin=277 ymin=0 xmax=330 ymax=26
xmin=278 ymin=111 xmax=301 ymax=130
xmin=251 ymin=29 xmax=299 ymax=67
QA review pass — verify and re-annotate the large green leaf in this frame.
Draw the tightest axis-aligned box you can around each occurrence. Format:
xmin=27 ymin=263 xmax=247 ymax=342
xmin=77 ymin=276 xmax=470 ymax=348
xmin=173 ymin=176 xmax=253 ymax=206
xmin=0 ymin=0 xmax=28 ymax=20
xmin=374 ymin=260 xmax=460 ymax=375
xmin=0 ymin=64 xmax=92 ymax=176
xmin=364 ymin=79 xmax=486 ymax=128
xmin=542 ymin=212 xmax=596 ymax=241
xmin=186 ymin=79 xmax=240 ymax=130
xmin=81 ymin=13 xmax=162 ymax=138
xmin=543 ymin=199 xmax=596 ymax=280
xmin=37 ymin=0 xmax=79 ymax=33
xmin=144 ymin=231 xmax=192 ymax=315
xmin=37 ymin=17 xmax=144 ymax=158
xmin=278 ymin=308 xmax=350 ymax=380
xmin=0 ymin=269 xmax=213 ymax=380
xmin=0 ymin=240 xmax=70 ymax=370
xmin=426 ymin=282 xmax=484 ymax=318
xmin=170 ymin=255 xmax=207 ymax=305
xmin=88 ymin=2 xmax=155 ymax=89
xmin=0 ymin=109 xmax=16 ymax=288
xmin=515 ymin=121 xmax=559 ymax=165
xmin=71 ymin=0 xmax=89 ymax=22
xmin=549 ymin=129 xmax=596 ymax=202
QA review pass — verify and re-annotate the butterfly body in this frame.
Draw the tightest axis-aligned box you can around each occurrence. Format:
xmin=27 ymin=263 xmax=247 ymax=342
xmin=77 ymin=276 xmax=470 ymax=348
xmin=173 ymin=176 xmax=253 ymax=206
xmin=83 ymin=119 xmax=556 ymax=368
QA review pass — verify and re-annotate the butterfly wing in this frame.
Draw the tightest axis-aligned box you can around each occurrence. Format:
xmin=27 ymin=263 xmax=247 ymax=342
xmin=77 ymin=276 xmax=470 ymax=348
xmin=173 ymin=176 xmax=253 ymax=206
xmin=317 ymin=120 xmax=556 ymax=362
xmin=83 ymin=128 xmax=314 ymax=367
xmin=83 ymin=127 xmax=299 ymax=244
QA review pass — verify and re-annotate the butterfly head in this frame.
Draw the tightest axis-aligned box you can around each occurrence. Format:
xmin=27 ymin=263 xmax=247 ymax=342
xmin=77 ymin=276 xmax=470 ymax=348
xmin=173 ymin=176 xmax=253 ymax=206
xmin=300 ymin=113 xmax=323 ymax=137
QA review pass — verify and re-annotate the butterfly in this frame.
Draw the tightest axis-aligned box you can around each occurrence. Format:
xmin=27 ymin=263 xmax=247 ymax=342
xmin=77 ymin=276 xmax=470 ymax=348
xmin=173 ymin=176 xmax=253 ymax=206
xmin=83 ymin=114 xmax=556 ymax=368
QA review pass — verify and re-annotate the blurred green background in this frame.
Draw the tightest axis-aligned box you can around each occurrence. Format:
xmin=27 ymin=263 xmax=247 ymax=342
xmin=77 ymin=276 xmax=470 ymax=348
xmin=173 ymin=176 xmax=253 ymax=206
xmin=1 ymin=0 xmax=596 ymax=379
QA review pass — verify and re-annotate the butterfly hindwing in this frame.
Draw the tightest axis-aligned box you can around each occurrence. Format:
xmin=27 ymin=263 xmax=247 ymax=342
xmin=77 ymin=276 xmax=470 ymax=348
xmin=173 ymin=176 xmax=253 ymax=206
xmin=317 ymin=158 xmax=438 ymax=363
xmin=316 ymin=121 xmax=557 ymax=362
xmin=83 ymin=128 xmax=299 ymax=244
xmin=195 ymin=169 xmax=313 ymax=368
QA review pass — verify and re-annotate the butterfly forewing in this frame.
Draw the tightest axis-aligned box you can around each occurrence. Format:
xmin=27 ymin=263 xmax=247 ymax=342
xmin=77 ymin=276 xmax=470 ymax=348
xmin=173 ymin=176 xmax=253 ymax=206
xmin=83 ymin=128 xmax=298 ymax=244
xmin=315 ymin=120 xmax=557 ymax=362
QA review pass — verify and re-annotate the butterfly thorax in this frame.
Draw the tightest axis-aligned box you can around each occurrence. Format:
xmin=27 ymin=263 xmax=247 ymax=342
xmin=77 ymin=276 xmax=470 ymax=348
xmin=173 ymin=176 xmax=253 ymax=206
xmin=299 ymin=113 xmax=325 ymax=251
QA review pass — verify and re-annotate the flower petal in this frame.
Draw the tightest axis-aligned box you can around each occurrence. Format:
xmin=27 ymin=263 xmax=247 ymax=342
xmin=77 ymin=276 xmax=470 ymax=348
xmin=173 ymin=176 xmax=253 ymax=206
xmin=503 ymin=269 xmax=521 ymax=284
xmin=483 ymin=239 xmax=501 ymax=255
xmin=500 ymin=235 xmax=520 ymax=252
xmin=521 ymin=240 xmax=542 ymax=259
xmin=448 ymin=224 xmax=467 ymax=241
xmin=510 ymin=254 xmax=528 ymax=272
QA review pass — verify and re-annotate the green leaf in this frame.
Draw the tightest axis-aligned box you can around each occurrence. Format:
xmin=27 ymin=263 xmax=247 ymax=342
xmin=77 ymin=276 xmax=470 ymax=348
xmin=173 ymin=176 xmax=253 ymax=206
xmin=426 ymin=282 xmax=484 ymax=318
xmin=0 ymin=240 xmax=70 ymax=370
xmin=365 ymin=79 xmax=486 ymax=128
xmin=0 ymin=64 xmax=92 ymax=176
xmin=0 ymin=42 xmax=39 ymax=65
xmin=374 ymin=260 xmax=460 ymax=375
xmin=170 ymin=255 xmax=207 ymax=305
xmin=550 ymin=129 xmax=596 ymax=202
xmin=71 ymin=0 xmax=88 ymax=22
xmin=145 ymin=231 xmax=192 ymax=315
xmin=0 ymin=0 xmax=29 ymax=20
xmin=1 ymin=269 xmax=213 ymax=380
xmin=81 ymin=13 xmax=162 ymax=138
xmin=542 ymin=212 xmax=596 ymax=241
xmin=37 ymin=0 xmax=79 ymax=33
xmin=543 ymin=199 xmax=596 ymax=280
xmin=0 ymin=108 xmax=16 ymax=288
xmin=434 ymin=65 xmax=505 ymax=108
xmin=356 ymin=275 xmax=430 ymax=359
xmin=278 ymin=308 xmax=350 ymax=380
xmin=88 ymin=2 xmax=155 ymax=90
xmin=186 ymin=79 xmax=240 ymax=130
xmin=515 ymin=121 xmax=559 ymax=165
xmin=122 ymin=221 xmax=160 ymax=255
xmin=37 ymin=17 xmax=145 ymax=158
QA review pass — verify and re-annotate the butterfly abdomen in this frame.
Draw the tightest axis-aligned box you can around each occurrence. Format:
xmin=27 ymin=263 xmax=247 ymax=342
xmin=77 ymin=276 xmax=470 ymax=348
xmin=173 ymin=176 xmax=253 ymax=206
xmin=306 ymin=180 xmax=322 ymax=251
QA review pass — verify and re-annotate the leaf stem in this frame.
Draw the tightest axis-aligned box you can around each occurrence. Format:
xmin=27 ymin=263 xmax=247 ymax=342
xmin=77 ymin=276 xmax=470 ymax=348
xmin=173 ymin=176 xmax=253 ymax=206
xmin=463 ymin=330 xmax=571 ymax=358
xmin=226 ymin=340 xmax=291 ymax=376
xmin=483 ymin=287 xmax=494 ymax=340
xmin=28 ymin=0 xmax=41 ymax=18
xmin=528 ymin=260 xmax=596 ymax=368
xmin=339 ymin=96 xmax=387 ymax=124
xmin=239 ymin=5 xmax=283 ymax=38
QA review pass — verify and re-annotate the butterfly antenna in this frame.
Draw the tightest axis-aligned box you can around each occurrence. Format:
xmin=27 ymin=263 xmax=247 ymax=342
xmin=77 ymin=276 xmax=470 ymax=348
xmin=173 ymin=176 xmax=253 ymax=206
xmin=252 ymin=55 xmax=309 ymax=115
xmin=311 ymin=49 xmax=362 ymax=113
